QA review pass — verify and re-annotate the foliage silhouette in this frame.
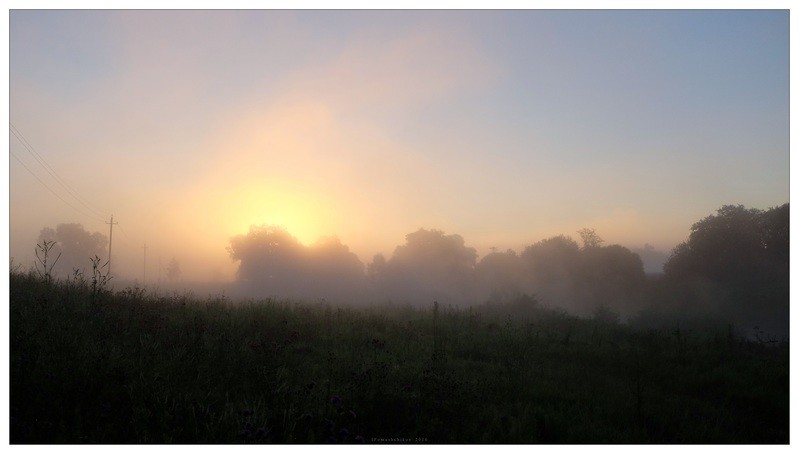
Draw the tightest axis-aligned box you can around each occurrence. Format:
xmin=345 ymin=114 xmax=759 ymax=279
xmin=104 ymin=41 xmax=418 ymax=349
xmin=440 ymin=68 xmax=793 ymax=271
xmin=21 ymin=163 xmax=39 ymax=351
xmin=662 ymin=204 xmax=789 ymax=335
xmin=38 ymin=223 xmax=107 ymax=279
xmin=369 ymin=228 xmax=477 ymax=305
xmin=474 ymin=249 xmax=524 ymax=303
xmin=577 ymin=228 xmax=604 ymax=250
xmin=519 ymin=233 xmax=644 ymax=316
xmin=34 ymin=239 xmax=61 ymax=283
xmin=220 ymin=203 xmax=786 ymax=335
xmin=228 ymin=225 xmax=365 ymax=302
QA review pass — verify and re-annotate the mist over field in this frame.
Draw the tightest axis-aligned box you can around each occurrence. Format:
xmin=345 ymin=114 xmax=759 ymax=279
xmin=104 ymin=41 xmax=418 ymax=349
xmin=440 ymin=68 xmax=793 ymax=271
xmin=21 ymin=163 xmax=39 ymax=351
xmin=24 ymin=201 xmax=789 ymax=338
xmin=8 ymin=8 xmax=789 ymax=444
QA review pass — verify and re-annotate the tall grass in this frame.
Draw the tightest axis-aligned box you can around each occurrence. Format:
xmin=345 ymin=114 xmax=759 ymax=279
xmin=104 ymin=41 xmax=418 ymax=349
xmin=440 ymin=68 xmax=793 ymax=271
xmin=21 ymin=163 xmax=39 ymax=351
xmin=10 ymin=270 xmax=788 ymax=443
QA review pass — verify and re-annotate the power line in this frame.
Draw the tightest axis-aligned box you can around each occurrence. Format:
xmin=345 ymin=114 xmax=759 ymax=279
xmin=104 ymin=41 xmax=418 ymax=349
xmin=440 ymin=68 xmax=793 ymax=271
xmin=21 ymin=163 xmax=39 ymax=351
xmin=9 ymin=123 xmax=109 ymax=219
xmin=10 ymin=124 xmax=111 ymax=220
xmin=10 ymin=123 xmax=111 ymax=220
xmin=10 ymin=150 xmax=106 ymax=223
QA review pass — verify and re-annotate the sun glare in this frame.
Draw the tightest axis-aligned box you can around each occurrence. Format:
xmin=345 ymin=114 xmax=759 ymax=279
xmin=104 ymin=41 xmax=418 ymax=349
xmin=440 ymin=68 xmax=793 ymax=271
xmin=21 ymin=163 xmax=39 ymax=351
xmin=220 ymin=182 xmax=331 ymax=245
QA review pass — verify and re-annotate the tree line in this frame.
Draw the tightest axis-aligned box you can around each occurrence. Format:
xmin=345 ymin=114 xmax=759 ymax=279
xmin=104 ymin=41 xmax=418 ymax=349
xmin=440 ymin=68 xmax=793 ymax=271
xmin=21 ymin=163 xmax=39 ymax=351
xmin=227 ymin=224 xmax=645 ymax=314
xmin=227 ymin=203 xmax=788 ymax=335
xmin=30 ymin=203 xmax=788 ymax=335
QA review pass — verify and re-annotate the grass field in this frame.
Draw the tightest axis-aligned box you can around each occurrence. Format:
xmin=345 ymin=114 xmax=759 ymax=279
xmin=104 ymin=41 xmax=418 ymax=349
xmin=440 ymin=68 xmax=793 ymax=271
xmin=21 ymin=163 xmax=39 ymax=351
xmin=10 ymin=271 xmax=789 ymax=443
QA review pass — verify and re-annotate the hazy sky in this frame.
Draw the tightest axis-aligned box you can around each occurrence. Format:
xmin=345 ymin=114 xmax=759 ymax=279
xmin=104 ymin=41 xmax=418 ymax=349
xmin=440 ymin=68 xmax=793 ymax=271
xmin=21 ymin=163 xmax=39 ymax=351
xmin=8 ymin=9 xmax=789 ymax=281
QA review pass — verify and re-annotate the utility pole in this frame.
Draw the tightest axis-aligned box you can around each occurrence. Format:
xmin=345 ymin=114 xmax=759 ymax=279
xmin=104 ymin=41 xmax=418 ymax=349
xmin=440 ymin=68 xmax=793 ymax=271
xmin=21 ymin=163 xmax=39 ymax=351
xmin=142 ymin=243 xmax=147 ymax=284
xmin=106 ymin=215 xmax=118 ymax=277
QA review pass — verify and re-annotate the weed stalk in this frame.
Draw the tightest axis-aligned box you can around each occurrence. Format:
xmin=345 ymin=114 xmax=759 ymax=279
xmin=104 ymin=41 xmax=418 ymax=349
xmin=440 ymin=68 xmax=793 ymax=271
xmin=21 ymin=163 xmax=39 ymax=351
xmin=34 ymin=240 xmax=61 ymax=284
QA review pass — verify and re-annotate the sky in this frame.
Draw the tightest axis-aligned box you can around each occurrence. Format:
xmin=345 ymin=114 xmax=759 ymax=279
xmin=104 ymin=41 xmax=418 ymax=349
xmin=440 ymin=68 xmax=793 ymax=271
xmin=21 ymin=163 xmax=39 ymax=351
xmin=7 ymin=9 xmax=790 ymax=282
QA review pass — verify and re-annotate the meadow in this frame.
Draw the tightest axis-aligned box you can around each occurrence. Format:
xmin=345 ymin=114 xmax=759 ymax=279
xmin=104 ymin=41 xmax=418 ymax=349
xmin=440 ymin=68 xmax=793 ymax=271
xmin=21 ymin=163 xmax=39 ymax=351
xmin=10 ymin=270 xmax=789 ymax=444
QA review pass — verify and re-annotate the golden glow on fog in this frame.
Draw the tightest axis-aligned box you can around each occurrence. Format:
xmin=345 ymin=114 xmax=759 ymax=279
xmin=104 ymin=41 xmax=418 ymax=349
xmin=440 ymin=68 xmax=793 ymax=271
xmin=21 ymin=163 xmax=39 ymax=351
xmin=208 ymin=181 xmax=334 ymax=246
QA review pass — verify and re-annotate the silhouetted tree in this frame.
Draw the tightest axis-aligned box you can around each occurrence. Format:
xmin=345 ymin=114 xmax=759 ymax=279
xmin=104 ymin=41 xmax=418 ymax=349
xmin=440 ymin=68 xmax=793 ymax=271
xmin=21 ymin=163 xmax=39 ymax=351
xmin=376 ymin=228 xmax=478 ymax=304
xmin=475 ymin=249 xmax=524 ymax=302
xmin=228 ymin=225 xmax=308 ymax=297
xmin=577 ymin=244 xmax=645 ymax=315
xmin=228 ymin=225 xmax=305 ymax=288
xmin=37 ymin=223 xmax=107 ymax=279
xmin=663 ymin=204 xmax=789 ymax=335
xmin=520 ymin=235 xmax=581 ymax=309
xmin=367 ymin=253 xmax=387 ymax=279
xmin=521 ymin=235 xmax=581 ymax=279
xmin=762 ymin=203 xmax=789 ymax=263
xmin=520 ymin=233 xmax=644 ymax=316
xmin=577 ymin=228 xmax=604 ymax=250
xmin=664 ymin=205 xmax=765 ymax=282
xmin=306 ymin=236 xmax=366 ymax=301
xmin=227 ymin=225 xmax=365 ymax=302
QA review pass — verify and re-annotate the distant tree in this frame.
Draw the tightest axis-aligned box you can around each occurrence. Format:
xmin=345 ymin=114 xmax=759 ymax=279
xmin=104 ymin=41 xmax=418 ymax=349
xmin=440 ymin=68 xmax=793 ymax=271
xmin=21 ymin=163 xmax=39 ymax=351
xmin=577 ymin=228 xmax=604 ymax=250
xmin=474 ymin=249 xmax=523 ymax=302
xmin=227 ymin=225 xmax=365 ymax=302
xmin=308 ymin=236 xmax=363 ymax=275
xmin=521 ymin=235 xmax=581 ymax=284
xmin=228 ymin=225 xmax=306 ymax=288
xmin=519 ymin=235 xmax=581 ymax=309
xmin=577 ymin=244 xmax=645 ymax=314
xmin=367 ymin=253 xmax=387 ymax=280
xmin=37 ymin=223 xmax=107 ymax=279
xmin=306 ymin=236 xmax=366 ymax=300
xmin=520 ymin=233 xmax=644 ymax=315
xmin=390 ymin=229 xmax=477 ymax=267
xmin=377 ymin=228 xmax=478 ymax=304
xmin=166 ymin=257 xmax=181 ymax=281
xmin=579 ymin=245 xmax=645 ymax=288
